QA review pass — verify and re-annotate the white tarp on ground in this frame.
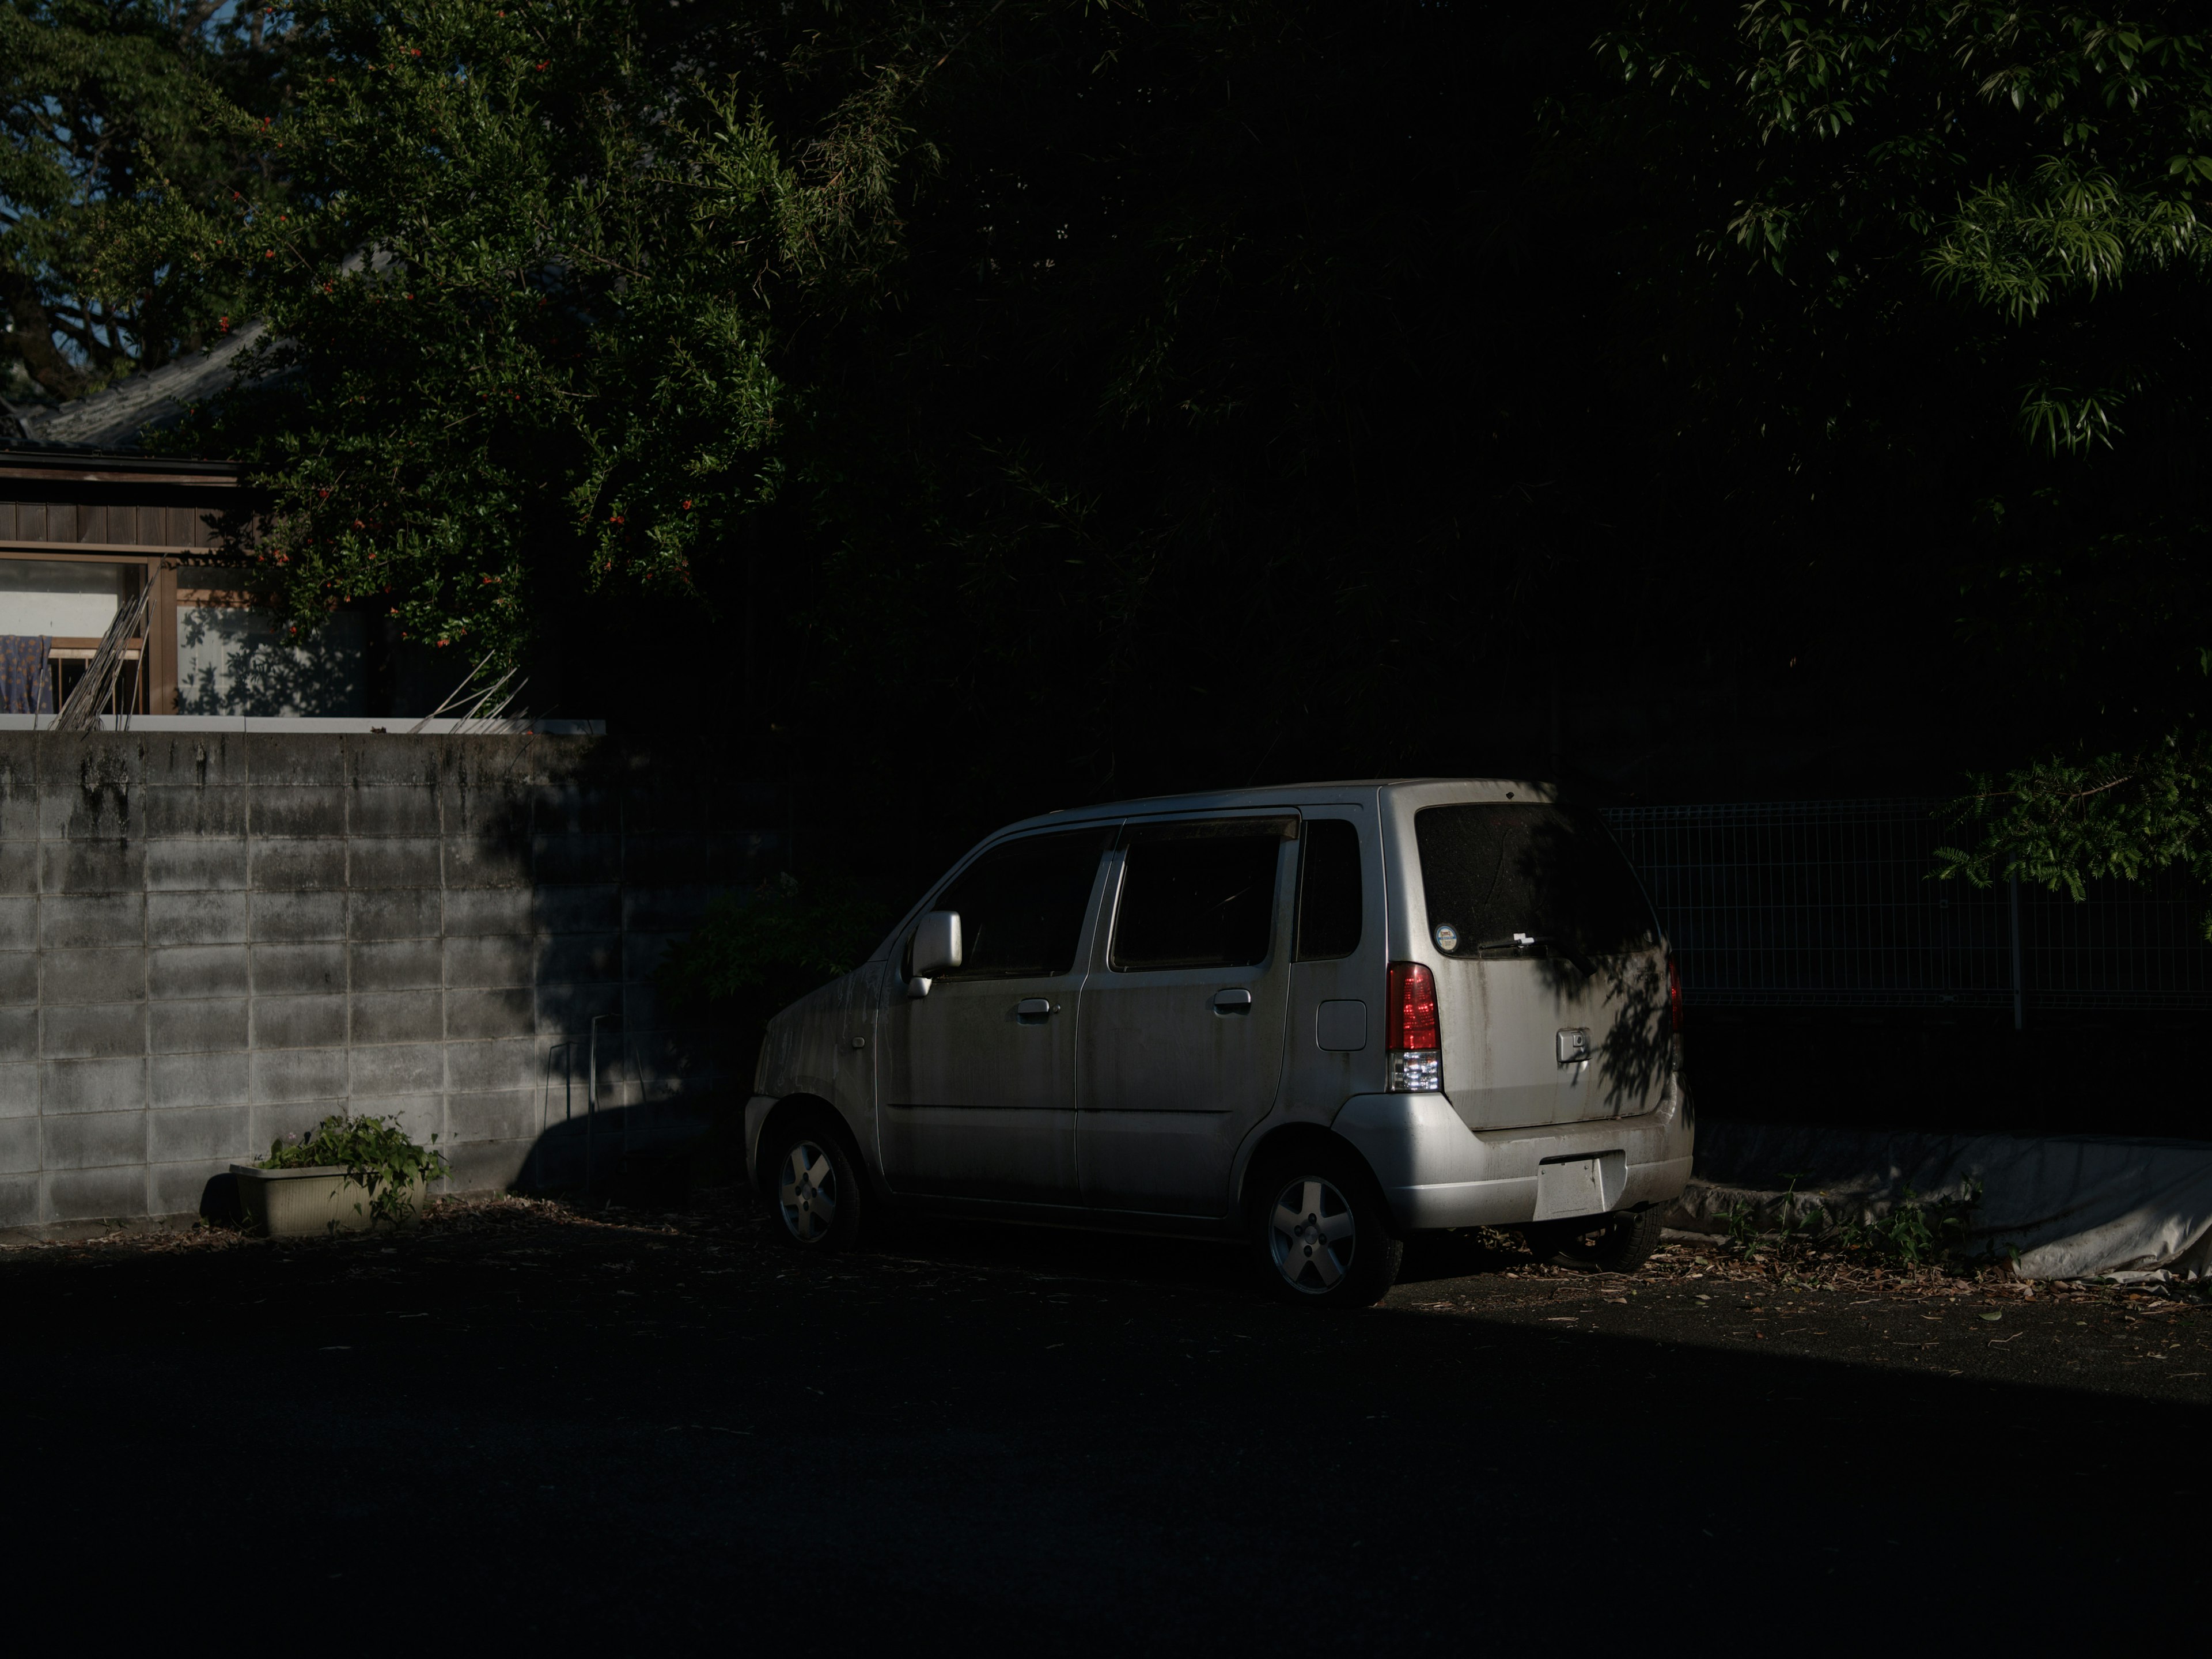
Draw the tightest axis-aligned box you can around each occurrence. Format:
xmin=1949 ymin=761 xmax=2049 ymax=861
xmin=1672 ymin=1120 xmax=2212 ymax=1281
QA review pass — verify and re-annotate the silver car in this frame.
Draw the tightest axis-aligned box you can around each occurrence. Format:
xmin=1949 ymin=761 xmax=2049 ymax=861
xmin=745 ymin=779 xmax=1692 ymax=1306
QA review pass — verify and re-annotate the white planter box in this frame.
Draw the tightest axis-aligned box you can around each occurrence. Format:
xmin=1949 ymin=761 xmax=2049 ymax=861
xmin=231 ymin=1163 xmax=429 ymax=1237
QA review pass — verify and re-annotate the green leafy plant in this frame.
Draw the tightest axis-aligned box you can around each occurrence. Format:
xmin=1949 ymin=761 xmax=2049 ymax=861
xmin=1936 ymin=736 xmax=2212 ymax=936
xmin=1770 ymin=1173 xmax=1828 ymax=1255
xmin=1718 ymin=1173 xmax=1827 ymax=1260
xmin=1718 ymin=1172 xmax=1987 ymax=1267
xmin=258 ymin=1112 xmax=450 ymax=1227
xmin=1838 ymin=1181 xmax=1984 ymax=1268
xmin=1719 ymin=1199 xmax=1762 ymax=1255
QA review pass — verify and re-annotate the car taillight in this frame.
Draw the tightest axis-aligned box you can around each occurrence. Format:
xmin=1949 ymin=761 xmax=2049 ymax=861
xmin=1386 ymin=961 xmax=1440 ymax=1092
xmin=1668 ymin=953 xmax=1683 ymax=1033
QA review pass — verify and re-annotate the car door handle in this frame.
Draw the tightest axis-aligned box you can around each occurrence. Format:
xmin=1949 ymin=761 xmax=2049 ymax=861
xmin=1015 ymin=998 xmax=1055 ymax=1017
xmin=1212 ymin=988 xmax=1254 ymax=1012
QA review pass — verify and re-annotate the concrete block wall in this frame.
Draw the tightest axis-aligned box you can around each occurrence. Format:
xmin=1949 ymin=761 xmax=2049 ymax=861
xmin=0 ymin=731 xmax=777 ymax=1229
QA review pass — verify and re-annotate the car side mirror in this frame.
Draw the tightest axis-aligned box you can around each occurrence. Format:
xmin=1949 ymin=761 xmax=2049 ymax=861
xmin=908 ymin=910 xmax=963 ymax=996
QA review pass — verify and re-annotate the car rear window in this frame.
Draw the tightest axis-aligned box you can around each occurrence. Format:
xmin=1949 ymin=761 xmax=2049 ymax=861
xmin=1413 ymin=804 xmax=1656 ymax=960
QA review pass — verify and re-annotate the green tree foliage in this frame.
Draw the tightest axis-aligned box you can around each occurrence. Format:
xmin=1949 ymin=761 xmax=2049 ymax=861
xmin=1939 ymin=735 xmax=2212 ymax=919
xmin=131 ymin=0 xmax=820 ymax=661
xmin=0 ymin=0 xmax=291 ymax=399
xmin=1612 ymin=1 xmax=2212 ymax=451
xmin=127 ymin=1 xmax=1642 ymax=830
xmin=22 ymin=1 xmax=2212 ymax=925
xmin=1606 ymin=2 xmax=2212 ymax=902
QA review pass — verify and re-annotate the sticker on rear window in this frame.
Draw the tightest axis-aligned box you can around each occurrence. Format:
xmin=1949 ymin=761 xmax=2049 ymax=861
xmin=1433 ymin=922 xmax=1459 ymax=952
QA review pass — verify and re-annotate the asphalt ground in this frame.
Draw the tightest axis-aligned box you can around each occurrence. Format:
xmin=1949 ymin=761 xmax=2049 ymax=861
xmin=6 ymin=1192 xmax=2206 ymax=1650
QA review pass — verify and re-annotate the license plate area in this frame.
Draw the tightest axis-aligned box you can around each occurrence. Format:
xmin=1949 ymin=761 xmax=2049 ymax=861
xmin=1533 ymin=1157 xmax=1605 ymax=1221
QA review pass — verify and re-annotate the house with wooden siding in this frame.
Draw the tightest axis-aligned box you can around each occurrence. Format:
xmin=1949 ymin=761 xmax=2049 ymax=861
xmin=0 ymin=330 xmax=428 ymax=719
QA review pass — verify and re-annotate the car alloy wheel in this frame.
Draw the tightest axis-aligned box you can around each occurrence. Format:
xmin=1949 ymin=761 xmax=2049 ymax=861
xmin=1267 ymin=1175 xmax=1358 ymax=1294
xmin=777 ymin=1139 xmax=839 ymax=1244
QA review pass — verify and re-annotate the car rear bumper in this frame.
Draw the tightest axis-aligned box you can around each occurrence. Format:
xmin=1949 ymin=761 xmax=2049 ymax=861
xmin=1331 ymin=1092 xmax=1695 ymax=1231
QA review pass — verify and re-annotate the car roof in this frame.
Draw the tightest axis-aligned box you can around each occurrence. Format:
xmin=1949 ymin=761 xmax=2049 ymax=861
xmin=991 ymin=778 xmax=1539 ymax=838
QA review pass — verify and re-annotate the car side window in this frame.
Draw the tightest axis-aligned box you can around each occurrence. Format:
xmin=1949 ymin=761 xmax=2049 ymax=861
xmin=1109 ymin=819 xmax=1291 ymax=972
xmin=1294 ymin=817 xmax=1362 ymax=961
xmin=925 ymin=827 xmax=1113 ymax=980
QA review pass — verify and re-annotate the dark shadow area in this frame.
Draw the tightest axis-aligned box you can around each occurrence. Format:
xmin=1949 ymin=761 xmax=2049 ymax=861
xmin=194 ymin=1169 xmax=243 ymax=1228
xmin=609 ymin=1147 xmax=693 ymax=1210
xmin=522 ymin=1094 xmax=719 ymax=1197
xmin=3 ymin=1199 xmax=2205 ymax=1647
xmin=1691 ymin=1005 xmax=2212 ymax=1139
xmin=1395 ymin=1225 xmax=1533 ymax=1284
xmin=874 ymin=1210 xmax=1575 ymax=1293
xmin=865 ymin=1208 xmax=1253 ymax=1292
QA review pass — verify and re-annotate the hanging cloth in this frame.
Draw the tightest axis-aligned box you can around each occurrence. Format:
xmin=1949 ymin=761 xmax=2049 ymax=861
xmin=0 ymin=635 xmax=54 ymax=714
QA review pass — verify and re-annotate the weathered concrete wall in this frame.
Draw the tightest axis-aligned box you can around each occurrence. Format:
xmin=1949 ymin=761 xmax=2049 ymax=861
xmin=0 ymin=732 xmax=772 ymax=1228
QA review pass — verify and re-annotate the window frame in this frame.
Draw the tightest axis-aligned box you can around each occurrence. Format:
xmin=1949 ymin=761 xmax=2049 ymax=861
xmin=1104 ymin=812 xmax=1299 ymax=975
xmin=1411 ymin=801 xmax=1659 ymax=962
xmin=0 ymin=549 xmax=162 ymax=717
xmin=1291 ymin=814 xmax=1365 ymax=963
xmin=906 ymin=824 xmax=1118 ymax=983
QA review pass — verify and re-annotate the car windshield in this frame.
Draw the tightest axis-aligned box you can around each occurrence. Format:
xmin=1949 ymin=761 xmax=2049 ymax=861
xmin=1413 ymin=803 xmax=1655 ymax=959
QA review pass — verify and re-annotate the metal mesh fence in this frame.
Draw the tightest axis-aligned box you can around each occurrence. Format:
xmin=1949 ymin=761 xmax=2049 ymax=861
xmin=1600 ymin=799 xmax=2212 ymax=1012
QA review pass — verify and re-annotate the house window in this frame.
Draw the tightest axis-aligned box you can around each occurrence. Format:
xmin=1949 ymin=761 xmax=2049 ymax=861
xmin=0 ymin=556 xmax=150 ymax=715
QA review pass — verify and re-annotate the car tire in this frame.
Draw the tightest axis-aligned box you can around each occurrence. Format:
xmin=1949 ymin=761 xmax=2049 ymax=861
xmin=1249 ymin=1147 xmax=1402 ymax=1309
xmin=1586 ymin=1206 xmax=1668 ymax=1272
xmin=764 ymin=1116 xmax=868 ymax=1252
xmin=1523 ymin=1206 xmax=1666 ymax=1274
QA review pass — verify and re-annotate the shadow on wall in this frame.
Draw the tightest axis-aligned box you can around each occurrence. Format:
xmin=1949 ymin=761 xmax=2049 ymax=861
xmin=194 ymin=1090 xmax=723 ymax=1226
xmin=502 ymin=979 xmax=773 ymax=1209
xmin=199 ymin=1091 xmax=742 ymax=1232
xmin=0 ymin=726 xmax=800 ymax=1232
xmin=177 ymin=607 xmax=368 ymax=717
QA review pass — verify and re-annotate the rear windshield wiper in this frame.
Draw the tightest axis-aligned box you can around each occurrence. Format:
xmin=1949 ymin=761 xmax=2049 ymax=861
xmin=1472 ymin=933 xmax=1597 ymax=980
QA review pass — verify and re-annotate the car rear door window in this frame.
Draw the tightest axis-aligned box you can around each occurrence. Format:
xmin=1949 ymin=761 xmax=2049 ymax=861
xmin=929 ymin=828 xmax=1113 ymax=980
xmin=1110 ymin=819 xmax=1291 ymax=971
xmin=1294 ymin=818 xmax=1362 ymax=961
xmin=1414 ymin=804 xmax=1655 ymax=959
